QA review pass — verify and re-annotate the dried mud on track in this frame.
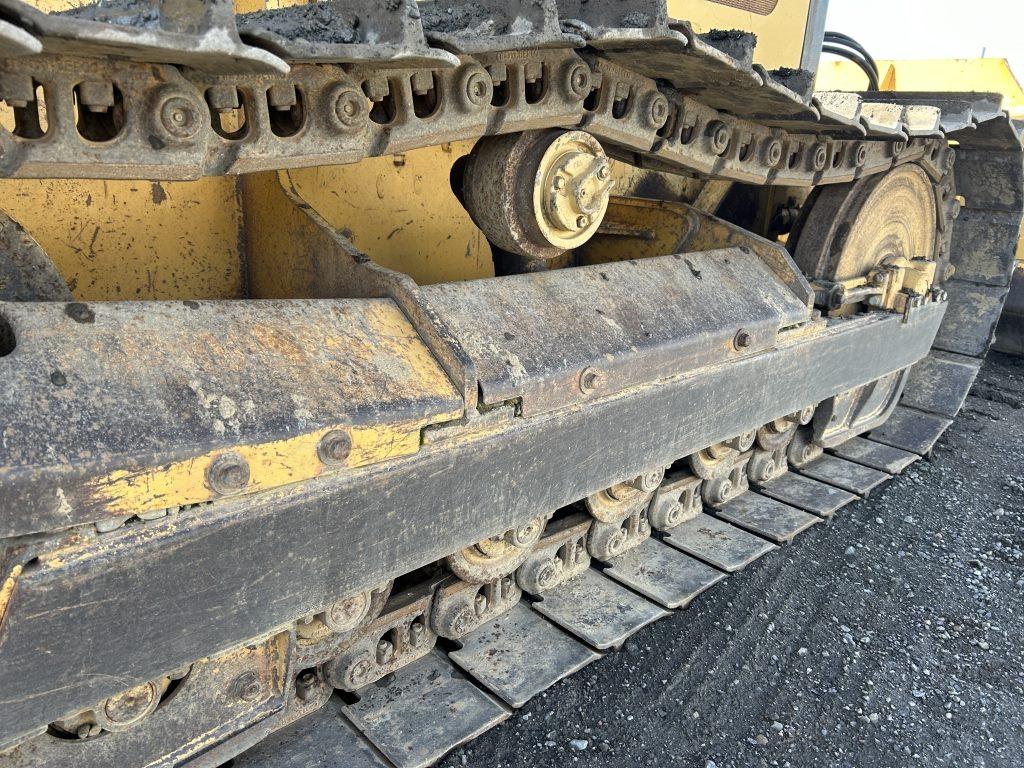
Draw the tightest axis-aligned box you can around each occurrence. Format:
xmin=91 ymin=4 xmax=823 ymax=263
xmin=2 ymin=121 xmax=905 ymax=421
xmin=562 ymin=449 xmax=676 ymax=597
xmin=439 ymin=352 xmax=1024 ymax=768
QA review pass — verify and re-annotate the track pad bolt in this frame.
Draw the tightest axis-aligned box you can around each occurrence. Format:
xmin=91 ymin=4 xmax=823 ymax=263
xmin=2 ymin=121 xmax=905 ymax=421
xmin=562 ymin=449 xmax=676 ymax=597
xmin=318 ymin=429 xmax=352 ymax=465
xmin=206 ymin=85 xmax=240 ymax=112
xmin=77 ymin=81 xmax=114 ymax=113
xmin=267 ymin=84 xmax=297 ymax=110
xmin=733 ymin=328 xmax=753 ymax=349
xmin=578 ymin=366 xmax=604 ymax=394
xmin=376 ymin=638 xmax=395 ymax=663
xmin=362 ymin=77 xmax=390 ymax=103
xmin=207 ymin=452 xmax=250 ymax=496
xmin=232 ymin=671 xmax=262 ymax=703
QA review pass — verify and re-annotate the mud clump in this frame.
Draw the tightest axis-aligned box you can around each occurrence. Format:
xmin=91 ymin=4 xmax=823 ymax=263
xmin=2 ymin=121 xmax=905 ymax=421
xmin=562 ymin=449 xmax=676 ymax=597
xmin=237 ymin=4 xmax=364 ymax=45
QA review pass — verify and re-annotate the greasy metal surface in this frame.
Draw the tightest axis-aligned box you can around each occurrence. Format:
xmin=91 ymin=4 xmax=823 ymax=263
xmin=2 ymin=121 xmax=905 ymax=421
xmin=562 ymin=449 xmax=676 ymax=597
xmin=713 ymin=492 xmax=819 ymax=545
xmin=0 ymin=302 xmax=949 ymax=744
xmin=662 ymin=512 xmax=777 ymax=572
xmin=532 ymin=568 xmax=668 ymax=650
xmin=422 ymin=248 xmax=811 ymax=415
xmin=343 ymin=650 xmax=509 ymax=768
xmin=828 ymin=437 xmax=919 ymax=475
xmin=1 ymin=633 xmax=291 ymax=768
xmin=448 ymin=602 xmax=600 ymax=708
xmin=756 ymin=472 xmax=858 ymax=518
xmin=796 ymin=455 xmax=891 ymax=497
xmin=902 ymin=351 xmax=982 ymax=419
xmin=231 ymin=699 xmax=388 ymax=768
xmin=602 ymin=536 xmax=726 ymax=609
xmin=0 ymin=298 xmax=463 ymax=535
xmin=867 ymin=405 xmax=952 ymax=456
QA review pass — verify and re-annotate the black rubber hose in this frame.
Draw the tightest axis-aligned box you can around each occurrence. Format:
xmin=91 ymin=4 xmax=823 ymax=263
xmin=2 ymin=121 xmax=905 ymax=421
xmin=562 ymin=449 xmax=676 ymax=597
xmin=822 ymin=41 xmax=880 ymax=91
xmin=824 ymin=31 xmax=881 ymax=84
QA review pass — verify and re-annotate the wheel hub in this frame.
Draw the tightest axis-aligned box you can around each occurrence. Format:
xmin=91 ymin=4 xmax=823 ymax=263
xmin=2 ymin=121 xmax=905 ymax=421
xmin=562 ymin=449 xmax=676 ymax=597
xmin=535 ymin=131 xmax=614 ymax=249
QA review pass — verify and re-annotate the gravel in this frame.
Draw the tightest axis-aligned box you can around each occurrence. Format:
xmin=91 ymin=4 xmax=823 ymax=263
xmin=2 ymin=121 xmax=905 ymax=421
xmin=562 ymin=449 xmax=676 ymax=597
xmin=438 ymin=351 xmax=1024 ymax=768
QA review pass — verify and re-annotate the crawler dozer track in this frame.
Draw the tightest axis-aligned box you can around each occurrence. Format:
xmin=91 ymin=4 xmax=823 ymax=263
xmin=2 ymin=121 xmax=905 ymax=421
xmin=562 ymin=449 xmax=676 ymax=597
xmin=0 ymin=2 xmax=1021 ymax=767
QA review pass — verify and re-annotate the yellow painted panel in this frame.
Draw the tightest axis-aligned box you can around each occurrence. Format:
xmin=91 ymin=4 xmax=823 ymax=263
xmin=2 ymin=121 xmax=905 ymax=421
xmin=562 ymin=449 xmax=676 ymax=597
xmin=286 ymin=143 xmax=495 ymax=284
xmin=669 ymin=0 xmax=812 ymax=70
xmin=0 ymin=178 xmax=245 ymax=300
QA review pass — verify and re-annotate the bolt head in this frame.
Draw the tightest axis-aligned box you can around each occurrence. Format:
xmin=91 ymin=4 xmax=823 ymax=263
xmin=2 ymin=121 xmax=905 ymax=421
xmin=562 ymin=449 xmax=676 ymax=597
xmin=207 ymin=452 xmax=250 ymax=496
xmin=233 ymin=671 xmax=262 ymax=703
xmin=318 ymin=429 xmax=352 ymax=465
xmin=597 ymin=164 xmax=611 ymax=181
xmin=575 ymin=214 xmax=590 ymax=229
xmin=734 ymin=329 xmax=753 ymax=349
xmin=578 ymin=366 xmax=604 ymax=394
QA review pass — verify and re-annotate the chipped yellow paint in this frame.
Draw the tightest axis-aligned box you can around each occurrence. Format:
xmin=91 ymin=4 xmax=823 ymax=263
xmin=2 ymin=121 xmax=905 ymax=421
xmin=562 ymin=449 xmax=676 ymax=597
xmin=0 ymin=564 xmax=23 ymax=629
xmin=87 ymin=415 xmax=450 ymax=517
xmin=81 ymin=296 xmax=462 ymax=516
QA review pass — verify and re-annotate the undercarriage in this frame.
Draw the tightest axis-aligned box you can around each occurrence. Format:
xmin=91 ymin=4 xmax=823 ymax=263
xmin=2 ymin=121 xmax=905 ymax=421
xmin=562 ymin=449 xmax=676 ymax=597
xmin=0 ymin=2 xmax=1021 ymax=767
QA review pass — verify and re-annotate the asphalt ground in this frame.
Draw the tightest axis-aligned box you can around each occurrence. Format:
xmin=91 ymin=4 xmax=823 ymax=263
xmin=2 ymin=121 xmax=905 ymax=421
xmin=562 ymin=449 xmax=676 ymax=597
xmin=438 ymin=351 xmax=1024 ymax=768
